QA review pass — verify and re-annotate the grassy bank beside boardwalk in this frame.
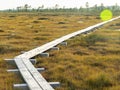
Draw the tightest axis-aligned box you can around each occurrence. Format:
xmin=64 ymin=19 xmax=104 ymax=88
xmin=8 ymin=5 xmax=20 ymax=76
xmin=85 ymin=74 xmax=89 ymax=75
xmin=0 ymin=13 xmax=119 ymax=90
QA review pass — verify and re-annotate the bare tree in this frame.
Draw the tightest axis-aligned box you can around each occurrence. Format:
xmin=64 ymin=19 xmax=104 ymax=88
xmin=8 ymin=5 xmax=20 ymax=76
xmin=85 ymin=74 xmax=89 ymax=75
xmin=24 ymin=4 xmax=31 ymax=12
xmin=85 ymin=2 xmax=89 ymax=16
xmin=55 ymin=4 xmax=59 ymax=9
xmin=86 ymin=2 xmax=89 ymax=11
xmin=16 ymin=6 xmax=21 ymax=12
xmin=37 ymin=5 xmax=44 ymax=12
xmin=100 ymin=3 xmax=104 ymax=11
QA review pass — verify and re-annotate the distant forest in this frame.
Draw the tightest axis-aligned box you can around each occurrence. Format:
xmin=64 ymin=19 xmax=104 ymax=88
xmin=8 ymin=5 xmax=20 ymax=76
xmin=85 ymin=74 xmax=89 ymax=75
xmin=1 ymin=2 xmax=120 ymax=15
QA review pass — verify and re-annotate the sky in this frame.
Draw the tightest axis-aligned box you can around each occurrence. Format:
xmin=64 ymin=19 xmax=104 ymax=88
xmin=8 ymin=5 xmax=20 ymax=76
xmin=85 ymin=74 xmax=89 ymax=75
xmin=0 ymin=0 xmax=120 ymax=10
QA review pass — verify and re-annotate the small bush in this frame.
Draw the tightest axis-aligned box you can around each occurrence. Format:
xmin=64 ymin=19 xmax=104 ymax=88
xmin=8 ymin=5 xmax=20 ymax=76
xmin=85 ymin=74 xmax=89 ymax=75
xmin=58 ymin=22 xmax=66 ymax=24
xmin=33 ymin=30 xmax=39 ymax=33
xmin=0 ymin=45 xmax=7 ymax=54
xmin=115 ymin=23 xmax=120 ymax=26
xmin=34 ymin=37 xmax=47 ymax=40
xmin=0 ymin=29 xmax=4 ymax=32
xmin=33 ymin=20 xmax=39 ymax=23
xmin=0 ymin=45 xmax=22 ymax=54
xmin=9 ymin=15 xmax=16 ymax=18
xmin=27 ymin=25 xmax=33 ymax=28
xmin=86 ymin=74 xmax=112 ymax=89
xmin=41 ymin=33 xmax=51 ymax=36
xmin=7 ymin=34 xmax=23 ymax=39
xmin=73 ymin=50 xmax=89 ymax=55
xmin=95 ymin=16 xmax=100 ymax=19
xmin=38 ymin=17 xmax=49 ymax=20
xmin=81 ymin=34 xmax=107 ymax=46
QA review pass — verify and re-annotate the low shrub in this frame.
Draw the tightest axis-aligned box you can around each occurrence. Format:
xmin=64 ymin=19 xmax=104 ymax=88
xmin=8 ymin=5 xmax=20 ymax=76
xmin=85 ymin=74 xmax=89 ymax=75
xmin=0 ymin=46 xmax=6 ymax=54
xmin=86 ymin=74 xmax=112 ymax=89
xmin=7 ymin=34 xmax=23 ymax=39
xmin=34 ymin=37 xmax=47 ymax=40
xmin=9 ymin=15 xmax=16 ymax=18
xmin=115 ymin=23 xmax=120 ymax=26
xmin=38 ymin=17 xmax=49 ymax=20
xmin=58 ymin=22 xmax=66 ymax=24
xmin=33 ymin=20 xmax=40 ymax=23
xmin=0 ymin=29 xmax=4 ymax=32
xmin=80 ymin=34 xmax=107 ymax=46
xmin=95 ymin=16 xmax=100 ymax=19
xmin=73 ymin=50 xmax=89 ymax=55
xmin=0 ymin=45 xmax=22 ymax=54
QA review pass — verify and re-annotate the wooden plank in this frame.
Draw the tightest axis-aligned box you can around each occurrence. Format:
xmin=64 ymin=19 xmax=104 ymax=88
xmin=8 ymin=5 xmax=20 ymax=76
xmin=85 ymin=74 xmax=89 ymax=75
xmin=14 ymin=58 xmax=43 ymax=90
xmin=14 ymin=83 xmax=29 ymax=90
xmin=21 ymin=58 xmax=54 ymax=90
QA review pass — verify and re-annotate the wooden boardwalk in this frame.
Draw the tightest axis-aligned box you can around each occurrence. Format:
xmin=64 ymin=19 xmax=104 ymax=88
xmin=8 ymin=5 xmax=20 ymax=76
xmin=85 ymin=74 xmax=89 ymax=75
xmin=8 ymin=16 xmax=120 ymax=90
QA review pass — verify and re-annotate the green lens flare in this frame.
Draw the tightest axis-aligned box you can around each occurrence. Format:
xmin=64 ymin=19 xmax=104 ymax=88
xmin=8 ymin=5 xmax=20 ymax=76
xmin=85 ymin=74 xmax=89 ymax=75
xmin=100 ymin=9 xmax=113 ymax=21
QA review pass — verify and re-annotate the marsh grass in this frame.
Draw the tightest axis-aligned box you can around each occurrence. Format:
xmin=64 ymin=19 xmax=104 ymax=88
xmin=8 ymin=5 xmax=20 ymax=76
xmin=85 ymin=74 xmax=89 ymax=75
xmin=0 ymin=13 xmax=119 ymax=90
xmin=85 ymin=73 xmax=112 ymax=89
xmin=79 ymin=34 xmax=108 ymax=46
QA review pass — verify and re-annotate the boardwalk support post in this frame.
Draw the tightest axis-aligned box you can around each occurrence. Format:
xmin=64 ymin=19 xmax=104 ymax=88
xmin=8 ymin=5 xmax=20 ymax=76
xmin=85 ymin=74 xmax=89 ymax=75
xmin=13 ymin=84 xmax=29 ymax=90
xmin=49 ymin=82 xmax=60 ymax=88
xmin=21 ymin=51 xmax=26 ymax=54
xmin=7 ymin=68 xmax=45 ymax=73
xmin=29 ymin=59 xmax=37 ymax=64
xmin=5 ymin=59 xmax=37 ymax=65
xmin=39 ymin=53 xmax=49 ymax=57
xmin=36 ymin=68 xmax=45 ymax=72
xmin=4 ymin=59 xmax=15 ymax=66
xmin=51 ymin=47 xmax=59 ymax=50
xmin=13 ymin=82 xmax=60 ymax=89
xmin=60 ymin=42 xmax=67 ymax=46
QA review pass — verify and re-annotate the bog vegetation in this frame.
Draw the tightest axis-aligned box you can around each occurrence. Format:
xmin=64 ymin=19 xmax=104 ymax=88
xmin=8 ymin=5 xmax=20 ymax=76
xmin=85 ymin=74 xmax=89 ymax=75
xmin=0 ymin=5 xmax=120 ymax=90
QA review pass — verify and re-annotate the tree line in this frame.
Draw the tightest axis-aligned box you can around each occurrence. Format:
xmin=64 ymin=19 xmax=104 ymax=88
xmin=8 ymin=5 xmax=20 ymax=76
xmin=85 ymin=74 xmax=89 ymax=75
xmin=1 ymin=2 xmax=120 ymax=15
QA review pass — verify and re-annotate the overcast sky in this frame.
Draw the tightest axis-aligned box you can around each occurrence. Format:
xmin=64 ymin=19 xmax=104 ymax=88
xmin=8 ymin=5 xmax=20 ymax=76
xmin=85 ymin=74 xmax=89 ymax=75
xmin=0 ymin=0 xmax=120 ymax=10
